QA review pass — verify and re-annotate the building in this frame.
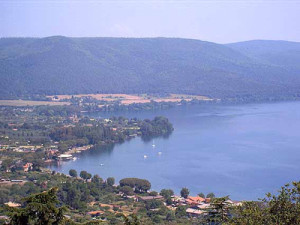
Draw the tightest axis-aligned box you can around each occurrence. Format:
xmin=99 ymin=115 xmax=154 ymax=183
xmin=138 ymin=195 xmax=164 ymax=201
xmin=5 ymin=202 xmax=21 ymax=207
xmin=185 ymin=196 xmax=206 ymax=206
xmin=23 ymin=163 xmax=33 ymax=172
xmin=186 ymin=208 xmax=205 ymax=218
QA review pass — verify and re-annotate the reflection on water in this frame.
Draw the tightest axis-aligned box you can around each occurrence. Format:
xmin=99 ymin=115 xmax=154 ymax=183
xmin=50 ymin=101 xmax=300 ymax=200
xmin=141 ymin=132 xmax=172 ymax=143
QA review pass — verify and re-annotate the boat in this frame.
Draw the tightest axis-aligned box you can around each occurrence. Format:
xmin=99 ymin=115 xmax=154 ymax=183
xmin=57 ymin=154 xmax=73 ymax=161
xmin=158 ymin=152 xmax=162 ymax=155
xmin=100 ymin=163 xmax=104 ymax=166
xmin=143 ymin=155 xmax=148 ymax=159
xmin=152 ymin=140 xmax=156 ymax=148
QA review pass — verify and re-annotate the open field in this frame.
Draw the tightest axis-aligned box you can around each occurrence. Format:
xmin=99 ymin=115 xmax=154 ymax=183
xmin=0 ymin=100 xmax=70 ymax=106
xmin=48 ymin=93 xmax=213 ymax=105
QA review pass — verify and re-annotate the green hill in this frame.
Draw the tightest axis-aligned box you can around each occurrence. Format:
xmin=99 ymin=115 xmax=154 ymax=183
xmin=227 ymin=40 xmax=300 ymax=70
xmin=1 ymin=36 xmax=300 ymax=100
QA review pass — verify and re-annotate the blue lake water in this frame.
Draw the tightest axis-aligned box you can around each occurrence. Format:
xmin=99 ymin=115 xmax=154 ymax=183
xmin=50 ymin=101 xmax=300 ymax=200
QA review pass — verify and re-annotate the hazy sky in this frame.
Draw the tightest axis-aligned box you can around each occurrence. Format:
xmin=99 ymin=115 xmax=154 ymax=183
xmin=0 ymin=0 xmax=299 ymax=43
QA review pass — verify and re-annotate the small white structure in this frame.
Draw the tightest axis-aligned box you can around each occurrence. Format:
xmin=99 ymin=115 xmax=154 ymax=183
xmin=58 ymin=154 xmax=73 ymax=160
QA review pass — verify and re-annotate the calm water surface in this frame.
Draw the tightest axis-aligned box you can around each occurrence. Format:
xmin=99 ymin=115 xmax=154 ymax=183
xmin=50 ymin=101 xmax=300 ymax=200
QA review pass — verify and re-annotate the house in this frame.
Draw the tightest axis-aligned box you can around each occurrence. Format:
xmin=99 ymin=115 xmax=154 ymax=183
xmin=186 ymin=208 xmax=205 ymax=218
xmin=138 ymin=195 xmax=164 ymax=201
xmin=225 ymin=199 xmax=242 ymax=206
xmin=5 ymin=201 xmax=21 ymax=207
xmin=187 ymin=196 xmax=205 ymax=203
xmin=205 ymin=198 xmax=211 ymax=203
xmin=197 ymin=203 xmax=211 ymax=210
xmin=23 ymin=163 xmax=33 ymax=172
xmin=124 ymin=195 xmax=138 ymax=201
xmin=185 ymin=196 xmax=206 ymax=206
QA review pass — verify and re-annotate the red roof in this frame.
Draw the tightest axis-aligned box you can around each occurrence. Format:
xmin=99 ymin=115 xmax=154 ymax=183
xmin=187 ymin=196 xmax=205 ymax=202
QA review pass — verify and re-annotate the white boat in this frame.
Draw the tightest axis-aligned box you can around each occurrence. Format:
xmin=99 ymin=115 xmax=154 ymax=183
xmin=100 ymin=163 xmax=104 ymax=166
xmin=152 ymin=141 xmax=156 ymax=148
xmin=143 ymin=155 xmax=148 ymax=159
xmin=158 ymin=152 xmax=162 ymax=155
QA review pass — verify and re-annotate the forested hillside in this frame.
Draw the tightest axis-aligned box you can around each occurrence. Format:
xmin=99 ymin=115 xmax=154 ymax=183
xmin=1 ymin=36 xmax=300 ymax=100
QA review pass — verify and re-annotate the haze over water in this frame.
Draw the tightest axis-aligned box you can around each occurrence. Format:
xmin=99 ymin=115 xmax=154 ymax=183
xmin=50 ymin=101 xmax=300 ymax=200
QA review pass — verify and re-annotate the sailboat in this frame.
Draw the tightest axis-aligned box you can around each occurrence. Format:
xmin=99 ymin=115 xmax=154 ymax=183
xmin=152 ymin=140 xmax=156 ymax=148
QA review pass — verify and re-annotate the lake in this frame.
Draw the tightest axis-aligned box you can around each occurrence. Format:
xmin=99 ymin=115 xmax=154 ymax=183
xmin=49 ymin=101 xmax=300 ymax=200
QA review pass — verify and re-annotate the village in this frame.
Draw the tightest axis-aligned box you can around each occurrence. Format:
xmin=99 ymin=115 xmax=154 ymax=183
xmin=0 ymin=168 xmax=242 ymax=223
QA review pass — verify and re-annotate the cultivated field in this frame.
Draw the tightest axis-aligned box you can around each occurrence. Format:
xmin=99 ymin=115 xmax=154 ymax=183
xmin=48 ymin=93 xmax=212 ymax=105
xmin=0 ymin=100 xmax=70 ymax=106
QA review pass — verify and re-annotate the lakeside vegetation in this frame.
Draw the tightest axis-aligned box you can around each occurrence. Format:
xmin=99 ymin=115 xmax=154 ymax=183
xmin=0 ymin=168 xmax=299 ymax=224
xmin=0 ymin=105 xmax=173 ymax=170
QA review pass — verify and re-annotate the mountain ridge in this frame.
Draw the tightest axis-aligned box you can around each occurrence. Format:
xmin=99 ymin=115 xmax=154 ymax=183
xmin=1 ymin=36 xmax=300 ymax=100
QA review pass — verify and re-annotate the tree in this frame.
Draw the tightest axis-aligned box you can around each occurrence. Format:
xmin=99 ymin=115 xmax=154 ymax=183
xmin=206 ymin=192 xmax=215 ymax=199
xmin=1 ymin=159 xmax=13 ymax=171
xmin=145 ymin=199 xmax=163 ymax=210
xmin=175 ymin=205 xmax=187 ymax=218
xmin=106 ymin=177 xmax=115 ymax=186
xmin=160 ymin=189 xmax=174 ymax=199
xmin=6 ymin=187 xmax=67 ymax=225
xmin=120 ymin=186 xmax=134 ymax=196
xmin=180 ymin=187 xmax=189 ymax=198
xmin=149 ymin=191 xmax=158 ymax=196
xmin=123 ymin=214 xmax=140 ymax=225
xmin=80 ymin=170 xmax=91 ymax=181
xmin=206 ymin=196 xmax=230 ymax=224
xmin=198 ymin=192 xmax=205 ymax=198
xmin=119 ymin=178 xmax=151 ymax=193
xmin=229 ymin=182 xmax=300 ymax=225
xmin=91 ymin=174 xmax=103 ymax=184
xmin=166 ymin=211 xmax=176 ymax=221
xmin=135 ymin=179 xmax=151 ymax=193
xmin=166 ymin=197 xmax=173 ymax=206
xmin=69 ymin=169 xmax=77 ymax=178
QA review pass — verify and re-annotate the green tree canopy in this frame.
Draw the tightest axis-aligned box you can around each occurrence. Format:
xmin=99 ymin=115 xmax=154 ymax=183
xmin=80 ymin=171 xmax=92 ymax=181
xmin=106 ymin=177 xmax=115 ymax=186
xmin=206 ymin=192 xmax=215 ymax=199
xmin=160 ymin=189 xmax=174 ymax=199
xmin=198 ymin=192 xmax=205 ymax=198
xmin=6 ymin=187 xmax=67 ymax=225
xmin=228 ymin=181 xmax=300 ymax=225
xmin=69 ymin=169 xmax=77 ymax=178
xmin=119 ymin=178 xmax=151 ymax=193
xmin=180 ymin=187 xmax=189 ymax=198
xmin=120 ymin=186 xmax=134 ymax=196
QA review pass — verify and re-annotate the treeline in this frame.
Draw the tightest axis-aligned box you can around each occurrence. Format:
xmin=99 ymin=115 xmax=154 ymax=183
xmin=50 ymin=124 xmax=123 ymax=146
xmin=119 ymin=178 xmax=151 ymax=193
xmin=34 ymin=105 xmax=80 ymax=117
xmin=49 ymin=116 xmax=174 ymax=151
xmin=2 ymin=172 xmax=300 ymax=224
xmin=140 ymin=116 xmax=174 ymax=137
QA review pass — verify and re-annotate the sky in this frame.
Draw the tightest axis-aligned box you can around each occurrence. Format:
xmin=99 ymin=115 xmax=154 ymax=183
xmin=0 ymin=0 xmax=299 ymax=43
